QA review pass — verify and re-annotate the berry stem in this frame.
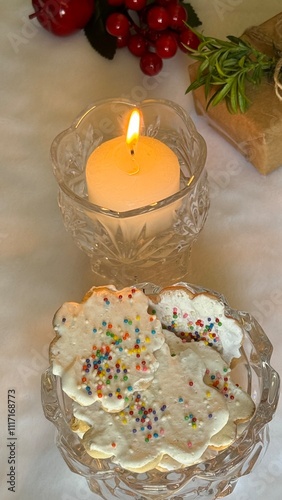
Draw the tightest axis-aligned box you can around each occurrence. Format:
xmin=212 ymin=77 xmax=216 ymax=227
xmin=29 ymin=10 xmax=43 ymax=20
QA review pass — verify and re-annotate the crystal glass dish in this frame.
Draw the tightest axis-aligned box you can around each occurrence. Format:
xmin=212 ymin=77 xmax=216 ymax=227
xmin=50 ymin=98 xmax=209 ymax=287
xmin=42 ymin=282 xmax=280 ymax=499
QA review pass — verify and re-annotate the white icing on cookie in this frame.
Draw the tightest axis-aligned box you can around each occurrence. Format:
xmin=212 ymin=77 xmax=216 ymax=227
xmin=163 ymin=329 xmax=255 ymax=448
xmin=149 ymin=287 xmax=243 ymax=364
xmin=50 ymin=286 xmax=165 ymax=412
xmin=80 ymin=343 xmax=229 ymax=472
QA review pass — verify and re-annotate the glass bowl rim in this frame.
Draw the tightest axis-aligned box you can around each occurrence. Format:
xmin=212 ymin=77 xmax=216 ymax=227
xmin=50 ymin=97 xmax=208 ymax=219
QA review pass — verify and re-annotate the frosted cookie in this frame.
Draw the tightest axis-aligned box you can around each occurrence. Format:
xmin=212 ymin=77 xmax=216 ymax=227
xmin=155 ymin=447 xmax=216 ymax=471
xmin=80 ymin=343 xmax=229 ymax=472
xmin=155 ymin=455 xmax=185 ymax=472
xmin=50 ymin=286 xmax=165 ymax=412
xmin=70 ymin=415 xmax=91 ymax=438
xmin=155 ymin=447 xmax=217 ymax=471
xmin=149 ymin=286 xmax=243 ymax=364
xmin=163 ymin=330 xmax=255 ymax=448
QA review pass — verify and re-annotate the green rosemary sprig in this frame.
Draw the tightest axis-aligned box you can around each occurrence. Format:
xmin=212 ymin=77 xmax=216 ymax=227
xmin=186 ymin=27 xmax=277 ymax=113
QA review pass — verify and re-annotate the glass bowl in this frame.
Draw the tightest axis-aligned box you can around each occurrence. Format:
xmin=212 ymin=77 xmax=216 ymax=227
xmin=50 ymin=98 xmax=209 ymax=287
xmin=41 ymin=282 xmax=280 ymax=499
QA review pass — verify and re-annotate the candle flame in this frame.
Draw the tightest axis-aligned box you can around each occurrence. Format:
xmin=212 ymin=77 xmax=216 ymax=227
xmin=126 ymin=109 xmax=140 ymax=154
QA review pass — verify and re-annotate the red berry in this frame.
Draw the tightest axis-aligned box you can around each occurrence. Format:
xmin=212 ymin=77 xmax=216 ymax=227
xmin=155 ymin=33 xmax=178 ymax=58
xmin=140 ymin=52 xmax=163 ymax=76
xmin=116 ymin=34 xmax=129 ymax=48
xmin=167 ymin=3 xmax=187 ymax=31
xmin=106 ymin=13 xmax=130 ymax=37
xmin=128 ymin=34 xmax=147 ymax=57
xmin=125 ymin=0 xmax=147 ymax=10
xmin=179 ymin=28 xmax=200 ymax=52
xmin=29 ymin=0 xmax=95 ymax=36
xmin=147 ymin=6 xmax=170 ymax=32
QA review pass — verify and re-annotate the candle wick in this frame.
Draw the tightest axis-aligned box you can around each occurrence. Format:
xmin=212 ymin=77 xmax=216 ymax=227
xmin=126 ymin=143 xmax=139 ymax=174
xmin=129 ymin=154 xmax=139 ymax=175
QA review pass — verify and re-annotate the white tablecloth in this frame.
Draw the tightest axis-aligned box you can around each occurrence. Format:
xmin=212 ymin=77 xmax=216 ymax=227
xmin=1 ymin=1 xmax=282 ymax=499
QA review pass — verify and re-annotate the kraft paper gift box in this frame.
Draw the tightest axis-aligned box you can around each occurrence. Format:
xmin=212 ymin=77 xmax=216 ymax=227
xmin=188 ymin=13 xmax=282 ymax=175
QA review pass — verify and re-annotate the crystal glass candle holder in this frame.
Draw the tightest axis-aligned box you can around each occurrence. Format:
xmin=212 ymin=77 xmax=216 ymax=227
xmin=41 ymin=282 xmax=280 ymax=500
xmin=50 ymin=98 xmax=209 ymax=287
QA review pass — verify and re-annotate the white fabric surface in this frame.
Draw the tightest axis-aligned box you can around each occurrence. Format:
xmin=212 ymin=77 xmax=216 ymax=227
xmin=1 ymin=1 xmax=282 ymax=499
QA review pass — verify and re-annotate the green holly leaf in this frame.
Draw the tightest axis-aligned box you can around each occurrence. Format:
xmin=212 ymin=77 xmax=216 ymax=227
xmin=84 ymin=0 xmax=117 ymax=60
xmin=182 ymin=2 xmax=202 ymax=28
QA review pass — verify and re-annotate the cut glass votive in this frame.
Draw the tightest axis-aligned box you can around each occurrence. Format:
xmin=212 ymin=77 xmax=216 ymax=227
xmin=50 ymin=98 xmax=209 ymax=286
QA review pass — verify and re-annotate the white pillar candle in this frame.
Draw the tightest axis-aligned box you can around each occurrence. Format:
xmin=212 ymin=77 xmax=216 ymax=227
xmin=86 ymin=109 xmax=180 ymax=238
xmin=86 ymin=118 xmax=180 ymax=211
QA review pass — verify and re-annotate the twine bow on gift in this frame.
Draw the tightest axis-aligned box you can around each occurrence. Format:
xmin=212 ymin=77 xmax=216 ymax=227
xmin=243 ymin=23 xmax=282 ymax=101
xmin=274 ymin=58 xmax=282 ymax=100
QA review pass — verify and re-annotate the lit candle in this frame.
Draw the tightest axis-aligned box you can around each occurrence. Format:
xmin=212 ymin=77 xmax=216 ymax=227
xmin=86 ymin=109 xmax=180 ymax=212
